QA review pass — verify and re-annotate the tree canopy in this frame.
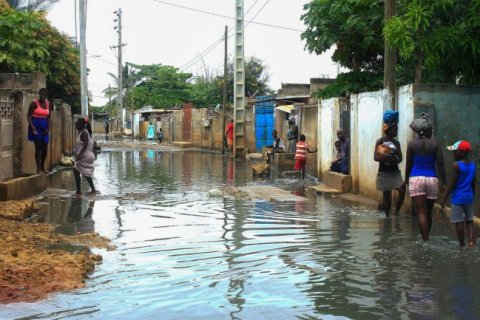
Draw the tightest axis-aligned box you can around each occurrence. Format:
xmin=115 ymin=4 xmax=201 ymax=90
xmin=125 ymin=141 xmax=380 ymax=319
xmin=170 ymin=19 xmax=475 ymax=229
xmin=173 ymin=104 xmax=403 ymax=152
xmin=0 ymin=0 xmax=80 ymax=112
xmin=302 ymin=0 xmax=480 ymax=98
xmin=128 ymin=63 xmax=193 ymax=109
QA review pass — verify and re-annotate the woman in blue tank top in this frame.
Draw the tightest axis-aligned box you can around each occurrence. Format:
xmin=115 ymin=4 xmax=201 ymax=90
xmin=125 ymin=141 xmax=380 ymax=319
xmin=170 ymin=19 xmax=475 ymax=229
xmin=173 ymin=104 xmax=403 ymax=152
xmin=403 ymin=114 xmax=446 ymax=242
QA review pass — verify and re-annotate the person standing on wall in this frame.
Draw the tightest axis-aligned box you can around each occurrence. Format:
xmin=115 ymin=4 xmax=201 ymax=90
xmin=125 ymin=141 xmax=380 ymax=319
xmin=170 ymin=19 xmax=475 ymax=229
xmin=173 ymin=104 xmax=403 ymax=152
xmin=374 ymin=110 xmax=406 ymax=217
xmin=27 ymin=88 xmax=50 ymax=174
xmin=403 ymin=113 xmax=446 ymax=242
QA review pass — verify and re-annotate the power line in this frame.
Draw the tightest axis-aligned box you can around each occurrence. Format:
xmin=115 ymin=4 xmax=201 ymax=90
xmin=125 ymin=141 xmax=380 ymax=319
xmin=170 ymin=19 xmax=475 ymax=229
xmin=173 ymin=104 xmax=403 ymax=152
xmin=179 ymin=0 xmax=270 ymax=72
xmin=152 ymin=0 xmax=303 ymax=32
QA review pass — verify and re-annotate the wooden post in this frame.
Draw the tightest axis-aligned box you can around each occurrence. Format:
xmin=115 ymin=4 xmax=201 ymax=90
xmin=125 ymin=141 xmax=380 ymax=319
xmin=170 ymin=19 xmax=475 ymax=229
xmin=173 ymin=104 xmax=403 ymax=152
xmin=384 ymin=0 xmax=397 ymax=110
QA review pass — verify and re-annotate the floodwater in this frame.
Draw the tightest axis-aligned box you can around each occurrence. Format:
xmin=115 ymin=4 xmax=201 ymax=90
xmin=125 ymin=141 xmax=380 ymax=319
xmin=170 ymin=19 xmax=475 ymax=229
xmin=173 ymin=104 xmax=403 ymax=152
xmin=2 ymin=149 xmax=480 ymax=320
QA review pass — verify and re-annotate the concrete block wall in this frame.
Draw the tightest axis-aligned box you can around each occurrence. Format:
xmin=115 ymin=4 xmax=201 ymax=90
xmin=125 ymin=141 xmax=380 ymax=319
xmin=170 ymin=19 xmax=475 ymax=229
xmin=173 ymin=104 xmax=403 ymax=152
xmin=245 ymin=105 xmax=256 ymax=154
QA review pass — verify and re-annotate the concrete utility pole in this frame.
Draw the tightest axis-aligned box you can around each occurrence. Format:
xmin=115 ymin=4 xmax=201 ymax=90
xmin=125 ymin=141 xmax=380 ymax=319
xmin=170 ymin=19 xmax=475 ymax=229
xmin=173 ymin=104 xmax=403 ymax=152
xmin=222 ymin=25 xmax=228 ymax=154
xmin=113 ymin=8 xmax=126 ymax=131
xmin=79 ymin=0 xmax=88 ymax=116
xmin=233 ymin=0 xmax=246 ymax=158
xmin=74 ymin=0 xmax=78 ymax=48
xmin=384 ymin=0 xmax=397 ymax=110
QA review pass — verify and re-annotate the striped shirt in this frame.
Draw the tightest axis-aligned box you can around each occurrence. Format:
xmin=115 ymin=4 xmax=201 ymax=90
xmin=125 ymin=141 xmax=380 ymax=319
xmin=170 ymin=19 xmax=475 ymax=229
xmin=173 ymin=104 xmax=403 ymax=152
xmin=295 ymin=141 xmax=307 ymax=160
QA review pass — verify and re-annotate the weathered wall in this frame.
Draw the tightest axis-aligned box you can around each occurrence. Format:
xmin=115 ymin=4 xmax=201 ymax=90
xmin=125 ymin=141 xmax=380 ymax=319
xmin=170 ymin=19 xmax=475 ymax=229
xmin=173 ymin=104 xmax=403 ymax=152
xmin=350 ymin=90 xmax=388 ymax=199
xmin=245 ymin=105 xmax=255 ymax=153
xmin=300 ymin=105 xmax=318 ymax=176
xmin=192 ymin=109 xmax=201 ymax=147
xmin=318 ymin=98 xmax=341 ymax=180
xmin=0 ymin=95 xmax=14 ymax=180
xmin=45 ymin=111 xmax=62 ymax=170
xmin=172 ymin=110 xmax=183 ymax=142
xmin=0 ymin=72 xmax=46 ymax=92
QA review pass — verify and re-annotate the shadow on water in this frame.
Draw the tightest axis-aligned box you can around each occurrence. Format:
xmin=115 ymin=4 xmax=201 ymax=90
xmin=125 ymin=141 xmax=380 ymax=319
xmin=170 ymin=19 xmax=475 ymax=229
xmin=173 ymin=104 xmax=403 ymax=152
xmin=3 ymin=150 xmax=480 ymax=320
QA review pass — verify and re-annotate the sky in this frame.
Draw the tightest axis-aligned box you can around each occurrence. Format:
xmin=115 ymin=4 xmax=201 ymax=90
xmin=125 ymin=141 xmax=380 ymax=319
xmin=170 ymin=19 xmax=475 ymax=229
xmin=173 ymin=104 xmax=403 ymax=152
xmin=47 ymin=0 xmax=338 ymax=106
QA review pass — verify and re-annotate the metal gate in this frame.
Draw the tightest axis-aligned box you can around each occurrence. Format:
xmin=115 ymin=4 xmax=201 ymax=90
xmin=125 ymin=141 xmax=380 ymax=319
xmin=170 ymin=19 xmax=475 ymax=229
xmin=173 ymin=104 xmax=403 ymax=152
xmin=0 ymin=97 xmax=14 ymax=180
xmin=255 ymin=96 xmax=274 ymax=152
xmin=183 ymin=103 xmax=192 ymax=142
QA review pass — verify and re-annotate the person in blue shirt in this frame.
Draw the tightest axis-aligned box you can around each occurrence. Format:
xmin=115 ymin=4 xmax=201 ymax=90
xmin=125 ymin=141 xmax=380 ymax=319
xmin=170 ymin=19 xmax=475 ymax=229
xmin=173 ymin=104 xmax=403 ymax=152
xmin=441 ymin=140 xmax=476 ymax=247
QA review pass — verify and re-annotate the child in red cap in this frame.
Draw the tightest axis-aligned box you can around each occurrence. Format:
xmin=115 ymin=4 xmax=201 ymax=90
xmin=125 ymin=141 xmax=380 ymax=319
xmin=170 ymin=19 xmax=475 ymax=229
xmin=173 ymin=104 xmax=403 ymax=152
xmin=441 ymin=140 xmax=476 ymax=247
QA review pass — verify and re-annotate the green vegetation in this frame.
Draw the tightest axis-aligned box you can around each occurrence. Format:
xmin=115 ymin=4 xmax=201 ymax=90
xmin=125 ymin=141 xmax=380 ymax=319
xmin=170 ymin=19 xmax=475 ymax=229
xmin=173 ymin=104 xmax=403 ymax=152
xmin=104 ymin=56 xmax=272 ymax=111
xmin=302 ymin=0 xmax=480 ymax=98
xmin=0 ymin=0 xmax=80 ymax=112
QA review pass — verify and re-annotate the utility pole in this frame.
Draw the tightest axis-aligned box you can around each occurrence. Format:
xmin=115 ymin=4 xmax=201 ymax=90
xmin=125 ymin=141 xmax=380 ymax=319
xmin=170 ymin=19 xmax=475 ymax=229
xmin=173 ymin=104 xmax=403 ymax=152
xmin=79 ymin=0 xmax=88 ymax=116
xmin=113 ymin=8 xmax=126 ymax=132
xmin=74 ymin=0 xmax=78 ymax=48
xmin=233 ymin=0 xmax=246 ymax=158
xmin=222 ymin=26 xmax=228 ymax=154
xmin=384 ymin=0 xmax=397 ymax=110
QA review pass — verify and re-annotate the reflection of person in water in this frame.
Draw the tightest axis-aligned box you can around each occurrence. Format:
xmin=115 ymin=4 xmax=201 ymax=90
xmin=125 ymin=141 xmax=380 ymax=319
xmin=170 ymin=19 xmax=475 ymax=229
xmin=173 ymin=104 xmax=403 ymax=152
xmin=74 ymin=200 xmax=95 ymax=234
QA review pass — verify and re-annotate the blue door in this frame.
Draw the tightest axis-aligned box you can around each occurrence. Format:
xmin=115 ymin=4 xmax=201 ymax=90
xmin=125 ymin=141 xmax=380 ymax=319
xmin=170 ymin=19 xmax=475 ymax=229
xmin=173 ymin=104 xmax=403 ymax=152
xmin=255 ymin=96 xmax=275 ymax=152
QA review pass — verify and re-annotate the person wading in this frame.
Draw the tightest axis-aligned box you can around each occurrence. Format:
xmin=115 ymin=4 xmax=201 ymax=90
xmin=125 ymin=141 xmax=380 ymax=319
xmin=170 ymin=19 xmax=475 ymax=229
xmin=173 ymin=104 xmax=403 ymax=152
xmin=73 ymin=117 xmax=97 ymax=196
xmin=403 ymin=113 xmax=446 ymax=241
xmin=374 ymin=110 xmax=406 ymax=217
xmin=27 ymin=88 xmax=50 ymax=174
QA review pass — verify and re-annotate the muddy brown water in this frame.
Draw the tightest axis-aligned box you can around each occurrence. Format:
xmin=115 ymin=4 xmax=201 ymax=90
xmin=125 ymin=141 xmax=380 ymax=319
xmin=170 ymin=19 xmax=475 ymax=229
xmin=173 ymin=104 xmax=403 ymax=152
xmin=2 ymin=149 xmax=480 ymax=319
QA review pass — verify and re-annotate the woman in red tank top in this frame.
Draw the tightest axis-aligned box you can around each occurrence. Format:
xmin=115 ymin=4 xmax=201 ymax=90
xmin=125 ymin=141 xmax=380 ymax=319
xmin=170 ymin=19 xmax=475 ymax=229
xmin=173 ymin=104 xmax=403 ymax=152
xmin=27 ymin=88 xmax=50 ymax=174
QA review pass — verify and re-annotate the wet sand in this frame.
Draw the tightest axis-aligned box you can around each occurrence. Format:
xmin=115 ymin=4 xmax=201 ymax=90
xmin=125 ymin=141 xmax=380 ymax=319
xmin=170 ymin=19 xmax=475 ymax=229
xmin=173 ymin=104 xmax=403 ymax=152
xmin=0 ymin=201 xmax=113 ymax=304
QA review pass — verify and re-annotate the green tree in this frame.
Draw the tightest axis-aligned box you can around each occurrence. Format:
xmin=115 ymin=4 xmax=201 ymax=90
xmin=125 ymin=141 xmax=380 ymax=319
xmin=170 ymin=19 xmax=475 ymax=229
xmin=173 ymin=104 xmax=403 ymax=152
xmin=384 ymin=0 xmax=480 ymax=84
xmin=301 ymin=0 xmax=385 ymax=98
xmin=190 ymin=56 xmax=273 ymax=108
xmin=0 ymin=3 xmax=81 ymax=112
xmin=128 ymin=64 xmax=192 ymax=109
xmin=301 ymin=0 xmax=384 ymax=72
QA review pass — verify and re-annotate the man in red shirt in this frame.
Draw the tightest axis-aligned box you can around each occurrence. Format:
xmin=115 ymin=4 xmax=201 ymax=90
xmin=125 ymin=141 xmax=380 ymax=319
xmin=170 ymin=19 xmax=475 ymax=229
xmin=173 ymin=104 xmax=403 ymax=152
xmin=225 ymin=118 xmax=234 ymax=152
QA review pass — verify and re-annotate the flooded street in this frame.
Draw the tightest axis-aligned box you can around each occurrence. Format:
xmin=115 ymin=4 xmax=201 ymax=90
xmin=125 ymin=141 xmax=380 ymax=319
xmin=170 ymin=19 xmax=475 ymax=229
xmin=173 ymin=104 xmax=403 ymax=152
xmin=2 ymin=149 xmax=480 ymax=319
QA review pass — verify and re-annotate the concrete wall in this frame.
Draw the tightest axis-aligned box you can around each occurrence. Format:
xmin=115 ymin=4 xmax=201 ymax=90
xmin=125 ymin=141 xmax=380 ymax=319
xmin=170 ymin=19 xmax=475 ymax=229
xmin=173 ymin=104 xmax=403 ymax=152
xmin=245 ymin=105 xmax=255 ymax=153
xmin=316 ymin=83 xmax=480 ymax=215
xmin=0 ymin=72 xmax=46 ymax=93
xmin=318 ymin=98 xmax=341 ymax=180
xmin=172 ymin=110 xmax=183 ymax=142
xmin=350 ymin=90 xmax=388 ymax=199
xmin=300 ymin=105 xmax=318 ymax=176
xmin=412 ymin=84 xmax=480 ymax=213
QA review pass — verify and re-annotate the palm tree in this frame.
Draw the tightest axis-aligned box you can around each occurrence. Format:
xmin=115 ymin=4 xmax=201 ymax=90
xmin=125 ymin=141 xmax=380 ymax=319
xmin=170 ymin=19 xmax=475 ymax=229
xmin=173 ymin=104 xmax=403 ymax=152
xmin=6 ymin=0 xmax=58 ymax=11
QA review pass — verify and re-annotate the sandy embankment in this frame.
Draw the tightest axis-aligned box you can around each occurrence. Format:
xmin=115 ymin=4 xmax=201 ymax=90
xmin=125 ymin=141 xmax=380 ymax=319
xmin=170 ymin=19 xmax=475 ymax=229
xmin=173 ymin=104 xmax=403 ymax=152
xmin=0 ymin=200 xmax=113 ymax=304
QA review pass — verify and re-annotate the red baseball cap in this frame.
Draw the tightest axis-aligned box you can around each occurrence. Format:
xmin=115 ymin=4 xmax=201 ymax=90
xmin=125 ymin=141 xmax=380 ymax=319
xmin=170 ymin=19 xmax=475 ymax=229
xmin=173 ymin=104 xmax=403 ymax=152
xmin=447 ymin=140 xmax=471 ymax=152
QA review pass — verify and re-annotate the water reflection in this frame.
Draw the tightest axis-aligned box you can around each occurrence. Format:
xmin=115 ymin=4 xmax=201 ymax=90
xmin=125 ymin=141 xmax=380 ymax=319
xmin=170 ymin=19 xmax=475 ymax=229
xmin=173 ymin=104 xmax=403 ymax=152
xmin=4 ymin=150 xmax=480 ymax=320
xmin=40 ymin=196 xmax=95 ymax=235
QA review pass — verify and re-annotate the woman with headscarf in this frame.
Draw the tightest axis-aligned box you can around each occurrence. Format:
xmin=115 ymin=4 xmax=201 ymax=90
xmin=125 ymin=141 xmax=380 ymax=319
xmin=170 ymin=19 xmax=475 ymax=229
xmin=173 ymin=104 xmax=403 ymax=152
xmin=374 ymin=110 xmax=405 ymax=217
xmin=403 ymin=113 xmax=446 ymax=241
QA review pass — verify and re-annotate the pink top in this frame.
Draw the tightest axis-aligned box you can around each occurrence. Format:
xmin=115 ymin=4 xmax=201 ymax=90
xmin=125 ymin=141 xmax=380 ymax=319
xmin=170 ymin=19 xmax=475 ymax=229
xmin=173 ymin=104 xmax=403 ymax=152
xmin=32 ymin=100 xmax=50 ymax=118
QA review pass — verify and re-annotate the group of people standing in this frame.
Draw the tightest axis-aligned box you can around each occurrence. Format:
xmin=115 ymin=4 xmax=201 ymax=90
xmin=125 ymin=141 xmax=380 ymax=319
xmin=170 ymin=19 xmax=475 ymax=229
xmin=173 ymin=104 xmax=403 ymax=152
xmin=375 ymin=110 xmax=476 ymax=247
